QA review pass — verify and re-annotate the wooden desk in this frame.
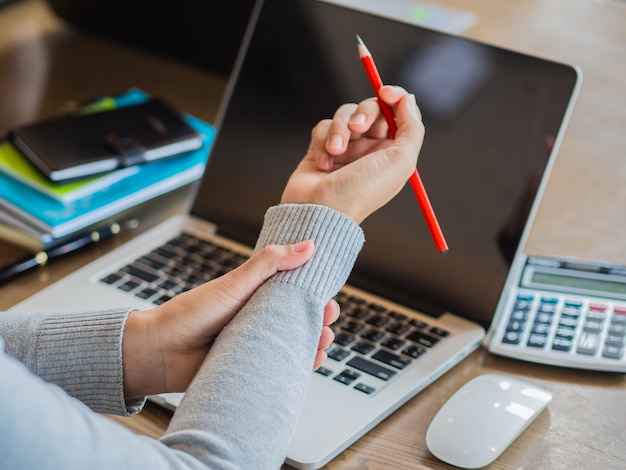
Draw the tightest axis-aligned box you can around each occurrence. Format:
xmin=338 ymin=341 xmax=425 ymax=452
xmin=0 ymin=1 xmax=624 ymax=469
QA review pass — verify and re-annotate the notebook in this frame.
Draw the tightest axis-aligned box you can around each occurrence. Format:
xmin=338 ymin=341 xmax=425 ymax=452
xmin=8 ymin=0 xmax=580 ymax=468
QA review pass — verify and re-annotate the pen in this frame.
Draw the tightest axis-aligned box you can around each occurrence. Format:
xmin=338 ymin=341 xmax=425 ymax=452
xmin=356 ymin=35 xmax=449 ymax=253
xmin=0 ymin=222 xmax=123 ymax=283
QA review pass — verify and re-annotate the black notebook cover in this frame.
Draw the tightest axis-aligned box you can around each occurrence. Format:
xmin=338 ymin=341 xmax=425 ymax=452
xmin=9 ymin=98 xmax=203 ymax=183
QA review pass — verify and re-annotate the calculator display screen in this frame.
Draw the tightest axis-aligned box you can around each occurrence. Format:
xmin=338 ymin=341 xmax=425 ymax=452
xmin=531 ymin=271 xmax=626 ymax=297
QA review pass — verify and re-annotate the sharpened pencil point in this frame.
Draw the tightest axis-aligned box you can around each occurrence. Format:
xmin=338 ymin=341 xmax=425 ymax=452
xmin=356 ymin=34 xmax=370 ymax=58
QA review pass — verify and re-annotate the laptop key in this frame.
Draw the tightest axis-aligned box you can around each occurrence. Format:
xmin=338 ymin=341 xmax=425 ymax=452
xmin=406 ymin=330 xmax=441 ymax=348
xmin=137 ymin=255 xmax=167 ymax=270
xmin=346 ymin=356 xmax=397 ymax=381
xmin=100 ymin=273 xmax=122 ymax=285
xmin=334 ymin=370 xmax=360 ymax=386
xmin=315 ymin=366 xmax=333 ymax=377
xmin=123 ymin=264 xmax=159 ymax=283
xmin=136 ymin=288 xmax=158 ymax=300
xmin=118 ymin=279 xmax=140 ymax=292
xmin=354 ymin=383 xmax=376 ymax=394
xmin=328 ymin=348 xmax=350 ymax=362
xmin=154 ymin=246 xmax=178 ymax=259
xmin=371 ymin=349 xmax=412 ymax=369
xmin=154 ymin=294 xmax=172 ymax=305
xmin=351 ymin=341 xmax=376 ymax=355
xmin=403 ymin=345 xmax=426 ymax=359
xmin=334 ymin=333 xmax=355 ymax=347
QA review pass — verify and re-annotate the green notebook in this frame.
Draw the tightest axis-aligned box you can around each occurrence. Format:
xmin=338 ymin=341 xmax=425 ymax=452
xmin=0 ymin=142 xmax=139 ymax=203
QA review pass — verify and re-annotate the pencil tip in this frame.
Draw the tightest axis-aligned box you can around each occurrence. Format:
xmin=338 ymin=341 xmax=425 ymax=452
xmin=356 ymin=34 xmax=369 ymax=58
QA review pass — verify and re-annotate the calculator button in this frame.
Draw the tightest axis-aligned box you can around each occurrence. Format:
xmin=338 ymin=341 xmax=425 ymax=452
xmin=602 ymin=345 xmax=624 ymax=360
xmin=608 ymin=323 xmax=626 ymax=336
xmin=535 ymin=312 xmax=555 ymax=324
xmin=538 ymin=304 xmax=557 ymax=314
xmin=502 ymin=330 xmax=523 ymax=345
xmin=589 ymin=303 xmax=608 ymax=312
xmin=586 ymin=310 xmax=607 ymax=322
xmin=527 ymin=334 xmax=548 ymax=348
xmin=559 ymin=316 xmax=579 ymax=329
xmin=583 ymin=321 xmax=603 ymax=333
xmin=561 ymin=306 xmax=582 ymax=317
xmin=552 ymin=337 xmax=573 ymax=352
xmin=506 ymin=320 xmax=525 ymax=333
xmin=555 ymin=327 xmax=576 ymax=340
xmin=605 ymin=335 xmax=625 ymax=347
xmin=516 ymin=293 xmax=535 ymax=302
xmin=510 ymin=309 xmax=530 ymax=322
xmin=577 ymin=332 xmax=600 ymax=355
xmin=612 ymin=311 xmax=626 ymax=324
xmin=531 ymin=323 xmax=551 ymax=335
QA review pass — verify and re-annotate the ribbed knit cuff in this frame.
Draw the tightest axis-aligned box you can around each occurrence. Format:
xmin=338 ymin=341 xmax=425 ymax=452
xmin=35 ymin=309 xmax=145 ymax=416
xmin=255 ymin=204 xmax=365 ymax=300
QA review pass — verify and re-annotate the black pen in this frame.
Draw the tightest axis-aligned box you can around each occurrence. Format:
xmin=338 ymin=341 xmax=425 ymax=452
xmin=0 ymin=222 xmax=124 ymax=283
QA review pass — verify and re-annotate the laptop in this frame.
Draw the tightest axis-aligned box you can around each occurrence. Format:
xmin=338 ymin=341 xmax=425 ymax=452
xmin=8 ymin=0 xmax=580 ymax=467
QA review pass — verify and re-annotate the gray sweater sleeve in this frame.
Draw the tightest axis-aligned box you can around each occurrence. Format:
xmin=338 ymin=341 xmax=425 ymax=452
xmin=0 ymin=204 xmax=364 ymax=469
xmin=163 ymin=204 xmax=364 ymax=469
xmin=0 ymin=308 xmax=144 ymax=415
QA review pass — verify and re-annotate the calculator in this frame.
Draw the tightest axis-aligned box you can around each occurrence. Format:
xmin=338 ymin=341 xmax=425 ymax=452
xmin=485 ymin=255 xmax=626 ymax=372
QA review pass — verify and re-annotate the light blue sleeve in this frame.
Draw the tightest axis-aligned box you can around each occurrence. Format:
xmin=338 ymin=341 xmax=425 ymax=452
xmin=0 ymin=203 xmax=364 ymax=469
xmin=0 ymin=338 xmax=207 ymax=469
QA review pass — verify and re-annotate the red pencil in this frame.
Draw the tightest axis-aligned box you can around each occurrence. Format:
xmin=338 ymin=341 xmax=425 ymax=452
xmin=356 ymin=35 xmax=448 ymax=254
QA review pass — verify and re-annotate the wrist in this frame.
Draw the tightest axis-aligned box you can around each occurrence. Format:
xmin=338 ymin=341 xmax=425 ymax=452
xmin=122 ymin=309 xmax=164 ymax=399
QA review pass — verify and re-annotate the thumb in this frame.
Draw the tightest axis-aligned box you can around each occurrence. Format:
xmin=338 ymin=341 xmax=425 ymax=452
xmin=227 ymin=240 xmax=315 ymax=290
xmin=262 ymin=239 xmax=316 ymax=272
xmin=197 ymin=240 xmax=315 ymax=309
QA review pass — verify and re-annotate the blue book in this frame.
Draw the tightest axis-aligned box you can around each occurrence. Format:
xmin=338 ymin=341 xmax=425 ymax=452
xmin=0 ymin=89 xmax=214 ymax=246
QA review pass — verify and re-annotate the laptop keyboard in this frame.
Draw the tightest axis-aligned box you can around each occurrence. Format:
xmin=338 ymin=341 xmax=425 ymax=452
xmin=320 ymin=291 xmax=449 ymax=394
xmin=100 ymin=231 xmax=450 ymax=395
xmin=100 ymin=232 xmax=249 ymax=305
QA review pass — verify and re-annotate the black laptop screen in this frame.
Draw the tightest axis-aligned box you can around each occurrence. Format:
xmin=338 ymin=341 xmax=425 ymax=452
xmin=191 ymin=0 xmax=579 ymax=325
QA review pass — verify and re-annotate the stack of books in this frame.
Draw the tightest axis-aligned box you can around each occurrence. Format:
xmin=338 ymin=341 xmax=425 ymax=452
xmin=0 ymin=88 xmax=214 ymax=251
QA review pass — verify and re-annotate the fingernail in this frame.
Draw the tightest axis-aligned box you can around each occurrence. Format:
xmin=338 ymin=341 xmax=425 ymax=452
xmin=292 ymin=240 xmax=312 ymax=253
xmin=351 ymin=113 xmax=366 ymax=125
xmin=328 ymin=134 xmax=343 ymax=150
xmin=322 ymin=154 xmax=334 ymax=170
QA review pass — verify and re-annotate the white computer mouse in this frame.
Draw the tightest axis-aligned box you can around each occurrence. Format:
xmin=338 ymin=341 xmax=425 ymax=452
xmin=425 ymin=373 xmax=553 ymax=469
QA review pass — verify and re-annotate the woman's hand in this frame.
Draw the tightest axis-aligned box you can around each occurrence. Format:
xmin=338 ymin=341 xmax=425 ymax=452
xmin=121 ymin=240 xmax=337 ymax=399
xmin=282 ymin=86 xmax=424 ymax=224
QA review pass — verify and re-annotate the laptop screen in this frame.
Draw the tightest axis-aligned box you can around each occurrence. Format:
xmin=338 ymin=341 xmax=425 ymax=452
xmin=191 ymin=0 xmax=580 ymax=325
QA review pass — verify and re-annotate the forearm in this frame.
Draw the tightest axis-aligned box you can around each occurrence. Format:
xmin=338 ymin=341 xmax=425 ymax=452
xmin=0 ymin=204 xmax=364 ymax=469
xmin=163 ymin=204 xmax=365 ymax=468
